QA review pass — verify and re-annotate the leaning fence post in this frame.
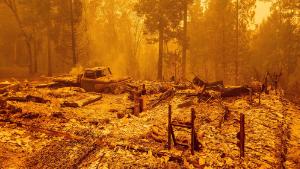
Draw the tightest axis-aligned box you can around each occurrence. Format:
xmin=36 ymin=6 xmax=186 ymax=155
xmin=191 ymin=108 xmax=196 ymax=155
xmin=168 ymin=105 xmax=172 ymax=150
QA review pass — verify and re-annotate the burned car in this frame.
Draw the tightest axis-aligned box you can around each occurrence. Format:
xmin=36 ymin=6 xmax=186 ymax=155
xmin=78 ymin=67 xmax=130 ymax=93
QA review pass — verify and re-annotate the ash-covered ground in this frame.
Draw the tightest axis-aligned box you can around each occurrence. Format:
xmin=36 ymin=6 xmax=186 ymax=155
xmin=0 ymin=79 xmax=299 ymax=169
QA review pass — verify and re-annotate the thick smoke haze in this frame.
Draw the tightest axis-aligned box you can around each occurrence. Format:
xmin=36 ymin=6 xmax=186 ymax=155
xmin=0 ymin=0 xmax=299 ymax=94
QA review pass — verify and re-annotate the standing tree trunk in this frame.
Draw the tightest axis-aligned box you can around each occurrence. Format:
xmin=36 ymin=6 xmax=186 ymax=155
xmin=157 ymin=1 xmax=164 ymax=80
xmin=182 ymin=0 xmax=188 ymax=80
xmin=235 ymin=0 xmax=239 ymax=85
xmin=222 ymin=10 xmax=226 ymax=81
xmin=47 ymin=3 xmax=52 ymax=77
xmin=70 ymin=0 xmax=77 ymax=66
xmin=158 ymin=22 xmax=163 ymax=81
xmin=4 ymin=0 xmax=33 ymax=73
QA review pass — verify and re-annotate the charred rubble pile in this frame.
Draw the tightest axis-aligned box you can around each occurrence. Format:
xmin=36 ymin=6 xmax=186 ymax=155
xmin=0 ymin=72 xmax=299 ymax=168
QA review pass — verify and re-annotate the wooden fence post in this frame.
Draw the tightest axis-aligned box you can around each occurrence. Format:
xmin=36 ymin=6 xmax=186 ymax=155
xmin=191 ymin=108 xmax=196 ymax=155
xmin=168 ymin=105 xmax=172 ymax=150
xmin=139 ymin=98 xmax=144 ymax=112
xmin=239 ymin=113 xmax=245 ymax=157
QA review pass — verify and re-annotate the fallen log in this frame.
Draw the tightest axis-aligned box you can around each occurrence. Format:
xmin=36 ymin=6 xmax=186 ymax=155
xmin=192 ymin=76 xmax=224 ymax=91
xmin=6 ymin=95 xmax=50 ymax=103
xmin=205 ymin=81 xmax=224 ymax=91
xmin=221 ymin=86 xmax=250 ymax=98
xmin=26 ymin=95 xmax=50 ymax=103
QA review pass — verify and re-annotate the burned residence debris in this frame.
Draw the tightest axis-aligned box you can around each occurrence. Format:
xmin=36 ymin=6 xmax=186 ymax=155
xmin=0 ymin=72 xmax=299 ymax=168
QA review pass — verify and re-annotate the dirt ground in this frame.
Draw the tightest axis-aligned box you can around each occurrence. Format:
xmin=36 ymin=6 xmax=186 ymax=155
xmin=0 ymin=79 xmax=299 ymax=169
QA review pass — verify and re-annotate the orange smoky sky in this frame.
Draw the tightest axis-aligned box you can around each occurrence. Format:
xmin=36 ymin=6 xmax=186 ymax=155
xmin=200 ymin=0 xmax=273 ymax=25
xmin=255 ymin=1 xmax=272 ymax=24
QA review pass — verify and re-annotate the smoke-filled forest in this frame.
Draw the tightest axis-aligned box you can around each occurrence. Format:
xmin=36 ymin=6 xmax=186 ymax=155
xmin=0 ymin=0 xmax=300 ymax=168
xmin=0 ymin=0 xmax=299 ymax=89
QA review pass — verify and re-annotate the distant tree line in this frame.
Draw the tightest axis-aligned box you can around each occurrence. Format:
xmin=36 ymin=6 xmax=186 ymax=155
xmin=0 ymin=0 xmax=85 ymax=75
xmin=0 ymin=0 xmax=299 ymax=94
xmin=135 ymin=0 xmax=299 ymax=93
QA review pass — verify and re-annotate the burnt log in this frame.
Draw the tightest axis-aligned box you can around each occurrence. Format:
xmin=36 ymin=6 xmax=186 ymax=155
xmin=221 ymin=86 xmax=250 ymax=98
xmin=6 ymin=95 xmax=50 ymax=103
xmin=205 ymin=81 xmax=224 ymax=91
xmin=26 ymin=95 xmax=50 ymax=103
xmin=193 ymin=76 xmax=224 ymax=91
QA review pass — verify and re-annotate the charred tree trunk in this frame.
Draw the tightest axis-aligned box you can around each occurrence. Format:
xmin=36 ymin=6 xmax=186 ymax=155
xmin=182 ymin=1 xmax=188 ymax=80
xmin=47 ymin=6 xmax=52 ymax=77
xmin=70 ymin=0 xmax=77 ymax=66
xmin=235 ymin=0 xmax=239 ymax=85
xmin=222 ymin=9 xmax=226 ymax=81
xmin=158 ymin=2 xmax=164 ymax=81
xmin=4 ymin=0 xmax=33 ymax=73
